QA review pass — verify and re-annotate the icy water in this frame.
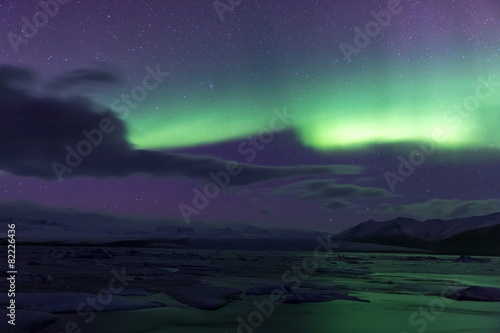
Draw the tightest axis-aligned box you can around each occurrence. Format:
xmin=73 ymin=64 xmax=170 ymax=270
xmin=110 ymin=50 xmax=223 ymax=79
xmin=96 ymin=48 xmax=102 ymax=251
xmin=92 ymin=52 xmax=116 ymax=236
xmin=30 ymin=249 xmax=500 ymax=333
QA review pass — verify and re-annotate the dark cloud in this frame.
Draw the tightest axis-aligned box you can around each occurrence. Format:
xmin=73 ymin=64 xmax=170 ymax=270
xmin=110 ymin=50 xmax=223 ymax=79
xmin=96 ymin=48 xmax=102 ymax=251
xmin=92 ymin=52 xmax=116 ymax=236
xmin=270 ymin=179 xmax=391 ymax=211
xmin=377 ymin=198 xmax=500 ymax=220
xmin=351 ymin=177 xmax=377 ymax=184
xmin=297 ymin=180 xmax=392 ymax=200
xmin=324 ymin=200 xmax=352 ymax=210
xmin=0 ymin=66 xmax=34 ymax=85
xmin=259 ymin=207 xmax=274 ymax=214
xmin=47 ymin=63 xmax=122 ymax=91
xmin=300 ymin=181 xmax=390 ymax=211
xmin=0 ymin=66 xmax=362 ymax=185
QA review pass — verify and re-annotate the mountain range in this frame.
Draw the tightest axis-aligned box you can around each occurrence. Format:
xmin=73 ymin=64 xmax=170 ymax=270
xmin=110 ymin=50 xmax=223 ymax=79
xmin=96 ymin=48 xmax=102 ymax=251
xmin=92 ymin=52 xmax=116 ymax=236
xmin=2 ymin=212 xmax=500 ymax=255
xmin=332 ymin=212 xmax=500 ymax=255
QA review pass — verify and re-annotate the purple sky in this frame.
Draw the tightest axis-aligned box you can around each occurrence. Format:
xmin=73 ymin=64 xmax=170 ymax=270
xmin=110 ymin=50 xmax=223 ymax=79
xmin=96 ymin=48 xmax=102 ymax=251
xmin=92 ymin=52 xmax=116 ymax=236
xmin=0 ymin=0 xmax=499 ymax=232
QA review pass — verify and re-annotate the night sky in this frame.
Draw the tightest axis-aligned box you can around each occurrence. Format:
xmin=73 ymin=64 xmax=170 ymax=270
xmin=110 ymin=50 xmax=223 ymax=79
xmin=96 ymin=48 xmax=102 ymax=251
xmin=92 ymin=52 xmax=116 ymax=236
xmin=0 ymin=0 xmax=499 ymax=232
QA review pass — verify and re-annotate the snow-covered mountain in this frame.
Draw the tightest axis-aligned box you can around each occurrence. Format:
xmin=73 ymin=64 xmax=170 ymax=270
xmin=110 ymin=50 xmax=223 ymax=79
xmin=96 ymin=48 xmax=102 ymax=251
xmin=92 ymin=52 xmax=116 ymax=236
xmin=333 ymin=212 xmax=500 ymax=254
xmin=155 ymin=226 xmax=196 ymax=235
xmin=3 ymin=212 xmax=500 ymax=254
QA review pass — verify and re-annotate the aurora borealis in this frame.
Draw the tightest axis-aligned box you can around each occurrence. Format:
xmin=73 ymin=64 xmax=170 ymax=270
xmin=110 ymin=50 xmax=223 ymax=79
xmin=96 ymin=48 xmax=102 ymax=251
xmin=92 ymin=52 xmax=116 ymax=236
xmin=0 ymin=0 xmax=499 ymax=231
xmin=127 ymin=67 xmax=500 ymax=151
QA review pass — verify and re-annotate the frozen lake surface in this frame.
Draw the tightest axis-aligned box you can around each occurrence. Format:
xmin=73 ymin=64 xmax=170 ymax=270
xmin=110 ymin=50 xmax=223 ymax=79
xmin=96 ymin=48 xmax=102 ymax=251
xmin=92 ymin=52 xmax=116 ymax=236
xmin=3 ymin=246 xmax=499 ymax=333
